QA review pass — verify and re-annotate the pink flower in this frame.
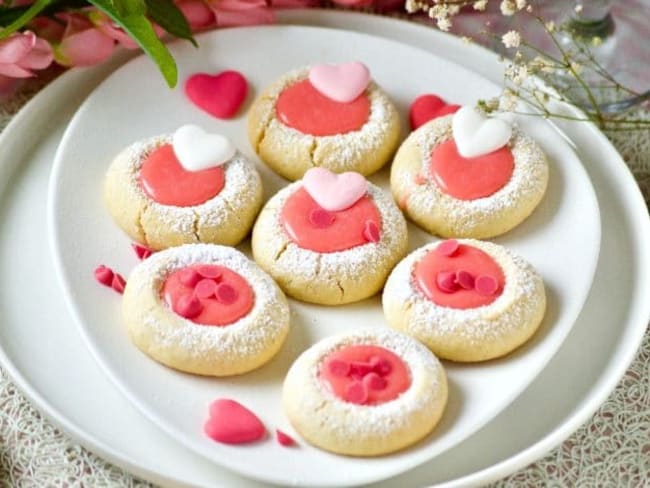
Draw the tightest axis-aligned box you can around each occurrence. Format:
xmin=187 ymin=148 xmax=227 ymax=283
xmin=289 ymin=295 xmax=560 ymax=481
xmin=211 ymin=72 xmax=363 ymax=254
xmin=53 ymin=13 xmax=115 ymax=67
xmin=270 ymin=0 xmax=320 ymax=7
xmin=176 ymin=0 xmax=217 ymax=31
xmin=0 ymin=31 xmax=53 ymax=78
xmin=207 ymin=0 xmax=275 ymax=27
xmin=89 ymin=11 xmax=139 ymax=49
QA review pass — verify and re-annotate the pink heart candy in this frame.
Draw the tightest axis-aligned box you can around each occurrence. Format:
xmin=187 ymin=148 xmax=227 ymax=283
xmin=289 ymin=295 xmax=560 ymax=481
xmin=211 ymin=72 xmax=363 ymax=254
xmin=303 ymin=167 xmax=367 ymax=212
xmin=175 ymin=294 xmax=203 ymax=319
xmin=436 ymin=271 xmax=458 ymax=293
xmin=327 ymin=358 xmax=350 ymax=377
xmin=185 ymin=70 xmax=248 ymax=119
xmin=475 ymin=275 xmax=499 ymax=296
xmin=94 ymin=265 xmax=114 ymax=286
xmin=344 ymin=381 xmax=368 ymax=405
xmin=456 ymin=270 xmax=475 ymax=290
xmin=308 ymin=62 xmax=370 ymax=103
xmin=179 ymin=268 xmax=201 ymax=287
xmin=276 ymin=429 xmax=296 ymax=447
xmin=132 ymin=243 xmax=153 ymax=260
xmin=196 ymin=265 xmax=222 ymax=280
xmin=216 ymin=283 xmax=238 ymax=304
xmin=436 ymin=239 xmax=460 ymax=257
xmin=309 ymin=208 xmax=335 ymax=228
xmin=205 ymin=399 xmax=266 ymax=445
xmin=363 ymin=372 xmax=387 ymax=391
xmin=195 ymin=279 xmax=218 ymax=299
xmin=370 ymin=355 xmax=392 ymax=376
xmin=111 ymin=273 xmax=126 ymax=294
xmin=363 ymin=220 xmax=380 ymax=243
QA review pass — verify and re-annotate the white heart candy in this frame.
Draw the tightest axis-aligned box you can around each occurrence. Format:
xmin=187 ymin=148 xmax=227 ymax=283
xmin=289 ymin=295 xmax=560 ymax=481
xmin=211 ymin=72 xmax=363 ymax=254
xmin=172 ymin=124 xmax=236 ymax=172
xmin=452 ymin=106 xmax=512 ymax=158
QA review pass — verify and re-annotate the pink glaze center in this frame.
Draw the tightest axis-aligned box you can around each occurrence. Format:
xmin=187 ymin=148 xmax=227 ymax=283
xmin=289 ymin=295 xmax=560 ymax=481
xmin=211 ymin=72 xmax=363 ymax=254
xmin=429 ymin=139 xmax=514 ymax=200
xmin=275 ymin=79 xmax=371 ymax=136
xmin=139 ymin=144 xmax=225 ymax=207
xmin=319 ymin=345 xmax=410 ymax=405
xmin=162 ymin=264 xmax=253 ymax=325
xmin=414 ymin=241 xmax=505 ymax=309
xmin=280 ymin=187 xmax=381 ymax=253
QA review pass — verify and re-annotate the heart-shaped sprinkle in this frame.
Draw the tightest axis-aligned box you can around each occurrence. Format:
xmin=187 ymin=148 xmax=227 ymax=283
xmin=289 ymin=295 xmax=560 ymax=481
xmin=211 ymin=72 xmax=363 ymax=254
xmin=94 ymin=265 xmax=114 ymax=286
xmin=436 ymin=271 xmax=458 ymax=293
xmin=195 ymin=279 xmax=218 ymax=299
xmin=456 ymin=270 xmax=475 ymax=290
xmin=111 ymin=273 xmax=126 ymax=294
xmin=363 ymin=372 xmax=387 ymax=391
xmin=303 ymin=167 xmax=367 ymax=212
xmin=437 ymin=239 xmax=460 ymax=257
xmin=179 ymin=268 xmax=202 ymax=287
xmin=185 ymin=70 xmax=248 ymax=119
xmin=216 ymin=283 xmax=238 ymax=304
xmin=172 ymin=124 xmax=236 ymax=172
xmin=409 ymin=94 xmax=461 ymax=130
xmin=475 ymin=275 xmax=499 ymax=296
xmin=196 ymin=265 xmax=222 ymax=280
xmin=452 ymin=106 xmax=512 ymax=158
xmin=363 ymin=220 xmax=380 ymax=243
xmin=309 ymin=208 xmax=335 ymax=228
xmin=344 ymin=381 xmax=368 ymax=404
xmin=350 ymin=361 xmax=373 ymax=378
xmin=308 ymin=61 xmax=370 ymax=103
xmin=276 ymin=429 xmax=296 ymax=447
xmin=370 ymin=355 xmax=392 ymax=376
xmin=175 ymin=294 xmax=203 ymax=319
xmin=205 ymin=399 xmax=265 ymax=444
xmin=327 ymin=359 xmax=350 ymax=377
xmin=132 ymin=243 xmax=153 ymax=260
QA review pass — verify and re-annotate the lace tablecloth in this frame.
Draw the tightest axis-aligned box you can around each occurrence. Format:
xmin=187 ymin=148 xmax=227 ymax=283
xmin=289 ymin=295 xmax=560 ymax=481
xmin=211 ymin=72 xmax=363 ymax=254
xmin=1 ymin=43 xmax=649 ymax=488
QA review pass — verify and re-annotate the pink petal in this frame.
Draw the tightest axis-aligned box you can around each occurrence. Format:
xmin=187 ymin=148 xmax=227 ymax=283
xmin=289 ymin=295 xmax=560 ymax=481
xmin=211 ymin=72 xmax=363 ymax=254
xmin=215 ymin=8 xmax=274 ymax=27
xmin=29 ymin=17 xmax=66 ymax=44
xmin=57 ymin=28 xmax=115 ymax=67
xmin=270 ymin=0 xmax=319 ymax=7
xmin=56 ymin=12 xmax=94 ymax=38
xmin=18 ymin=36 xmax=53 ymax=70
xmin=0 ymin=33 xmax=35 ymax=64
xmin=176 ymin=0 xmax=216 ymax=31
xmin=0 ymin=64 xmax=34 ymax=78
xmin=214 ymin=0 xmax=267 ymax=10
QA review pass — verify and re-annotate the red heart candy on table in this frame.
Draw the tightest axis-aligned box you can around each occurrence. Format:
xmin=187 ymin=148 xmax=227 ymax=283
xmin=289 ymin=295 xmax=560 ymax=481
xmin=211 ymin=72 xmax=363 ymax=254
xmin=204 ymin=399 xmax=266 ymax=444
xmin=185 ymin=70 xmax=248 ymax=119
xmin=409 ymin=94 xmax=461 ymax=130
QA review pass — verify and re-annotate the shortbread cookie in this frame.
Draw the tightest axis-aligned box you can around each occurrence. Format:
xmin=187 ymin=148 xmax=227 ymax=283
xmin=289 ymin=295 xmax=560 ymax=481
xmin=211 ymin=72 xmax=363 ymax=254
xmin=383 ymin=239 xmax=546 ymax=362
xmin=283 ymin=328 xmax=447 ymax=456
xmin=122 ymin=244 xmax=290 ymax=376
xmin=391 ymin=106 xmax=548 ymax=238
xmin=105 ymin=125 xmax=263 ymax=250
xmin=248 ymin=62 xmax=401 ymax=181
xmin=252 ymin=168 xmax=408 ymax=305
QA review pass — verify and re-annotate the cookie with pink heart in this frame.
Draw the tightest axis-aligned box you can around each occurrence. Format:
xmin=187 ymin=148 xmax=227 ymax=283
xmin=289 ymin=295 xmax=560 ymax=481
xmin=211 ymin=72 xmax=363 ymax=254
xmin=390 ymin=104 xmax=549 ymax=239
xmin=104 ymin=124 xmax=264 ymax=250
xmin=251 ymin=168 xmax=408 ymax=305
xmin=247 ymin=63 xmax=401 ymax=181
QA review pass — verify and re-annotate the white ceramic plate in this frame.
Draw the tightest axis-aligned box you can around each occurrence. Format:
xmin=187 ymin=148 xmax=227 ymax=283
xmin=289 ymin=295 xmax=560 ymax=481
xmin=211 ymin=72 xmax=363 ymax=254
xmin=47 ymin=25 xmax=600 ymax=486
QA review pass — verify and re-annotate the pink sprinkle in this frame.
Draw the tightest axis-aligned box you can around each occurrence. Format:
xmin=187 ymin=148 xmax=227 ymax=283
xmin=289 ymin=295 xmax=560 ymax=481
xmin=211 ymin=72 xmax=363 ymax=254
xmin=436 ymin=239 xmax=460 ymax=257
xmin=308 ymin=208 xmax=335 ymax=228
xmin=350 ymin=361 xmax=373 ymax=378
xmin=363 ymin=220 xmax=381 ymax=243
xmin=327 ymin=359 xmax=350 ymax=377
xmin=216 ymin=283 xmax=238 ymax=304
xmin=131 ymin=243 xmax=153 ymax=260
xmin=475 ymin=275 xmax=499 ymax=296
xmin=196 ymin=265 xmax=222 ymax=280
xmin=363 ymin=372 xmax=387 ymax=390
xmin=179 ymin=268 xmax=201 ymax=287
xmin=276 ymin=429 xmax=296 ymax=447
xmin=456 ymin=270 xmax=475 ymax=290
xmin=94 ymin=265 xmax=114 ymax=286
xmin=175 ymin=294 xmax=203 ymax=318
xmin=195 ymin=279 xmax=218 ymax=299
xmin=111 ymin=273 xmax=126 ymax=294
xmin=436 ymin=271 xmax=458 ymax=293
xmin=370 ymin=356 xmax=392 ymax=376
xmin=344 ymin=381 xmax=368 ymax=405
xmin=414 ymin=173 xmax=427 ymax=185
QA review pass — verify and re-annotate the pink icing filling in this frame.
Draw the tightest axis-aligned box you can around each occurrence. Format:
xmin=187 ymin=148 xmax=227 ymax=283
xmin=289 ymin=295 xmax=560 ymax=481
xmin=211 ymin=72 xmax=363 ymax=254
xmin=204 ymin=399 xmax=266 ymax=445
xmin=139 ymin=144 xmax=225 ymax=207
xmin=280 ymin=187 xmax=381 ymax=253
xmin=429 ymin=139 xmax=514 ymax=200
xmin=161 ymin=264 xmax=253 ymax=326
xmin=275 ymin=79 xmax=370 ymax=136
xmin=414 ymin=241 xmax=505 ymax=309
xmin=319 ymin=345 xmax=410 ymax=405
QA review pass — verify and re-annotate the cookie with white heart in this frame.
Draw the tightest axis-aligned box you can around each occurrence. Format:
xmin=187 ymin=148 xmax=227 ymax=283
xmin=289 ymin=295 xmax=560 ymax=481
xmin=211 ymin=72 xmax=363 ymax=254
xmin=247 ymin=62 xmax=401 ymax=181
xmin=382 ymin=239 xmax=546 ymax=362
xmin=282 ymin=327 xmax=447 ymax=456
xmin=390 ymin=107 xmax=549 ymax=238
xmin=104 ymin=125 xmax=263 ymax=250
xmin=122 ymin=244 xmax=290 ymax=376
xmin=251 ymin=168 xmax=408 ymax=305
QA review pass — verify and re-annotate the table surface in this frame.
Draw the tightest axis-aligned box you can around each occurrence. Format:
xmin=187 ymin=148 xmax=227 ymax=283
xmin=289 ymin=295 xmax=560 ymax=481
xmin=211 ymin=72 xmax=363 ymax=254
xmin=1 ymin=5 xmax=649 ymax=487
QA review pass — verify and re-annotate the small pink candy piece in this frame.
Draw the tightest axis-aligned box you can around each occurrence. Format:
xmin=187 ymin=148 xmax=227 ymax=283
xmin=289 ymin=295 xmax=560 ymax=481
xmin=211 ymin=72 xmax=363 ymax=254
xmin=475 ymin=275 xmax=499 ymax=296
xmin=111 ymin=273 xmax=126 ymax=294
xmin=179 ymin=268 xmax=201 ymax=287
xmin=414 ymin=173 xmax=427 ymax=185
xmin=350 ymin=361 xmax=373 ymax=378
xmin=344 ymin=381 xmax=368 ymax=405
xmin=94 ymin=265 xmax=114 ymax=286
xmin=363 ymin=372 xmax=387 ymax=390
xmin=216 ymin=283 xmax=238 ymax=304
xmin=436 ymin=239 xmax=460 ymax=257
xmin=327 ymin=359 xmax=350 ymax=377
xmin=132 ymin=243 xmax=153 ymax=260
xmin=308 ymin=208 xmax=335 ymax=228
xmin=195 ymin=279 xmax=218 ymax=299
xmin=370 ymin=355 xmax=392 ymax=376
xmin=363 ymin=220 xmax=380 ymax=243
xmin=205 ymin=399 xmax=266 ymax=445
xmin=196 ymin=265 xmax=222 ymax=280
xmin=175 ymin=294 xmax=203 ymax=318
xmin=456 ymin=270 xmax=475 ymax=290
xmin=436 ymin=271 xmax=458 ymax=293
xmin=276 ymin=429 xmax=296 ymax=447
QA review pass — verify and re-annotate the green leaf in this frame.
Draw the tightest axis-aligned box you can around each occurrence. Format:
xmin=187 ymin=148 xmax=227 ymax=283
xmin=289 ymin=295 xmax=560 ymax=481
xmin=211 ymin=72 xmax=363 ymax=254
xmin=0 ymin=0 xmax=53 ymax=40
xmin=111 ymin=0 xmax=145 ymax=17
xmin=145 ymin=0 xmax=196 ymax=47
xmin=89 ymin=0 xmax=178 ymax=87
